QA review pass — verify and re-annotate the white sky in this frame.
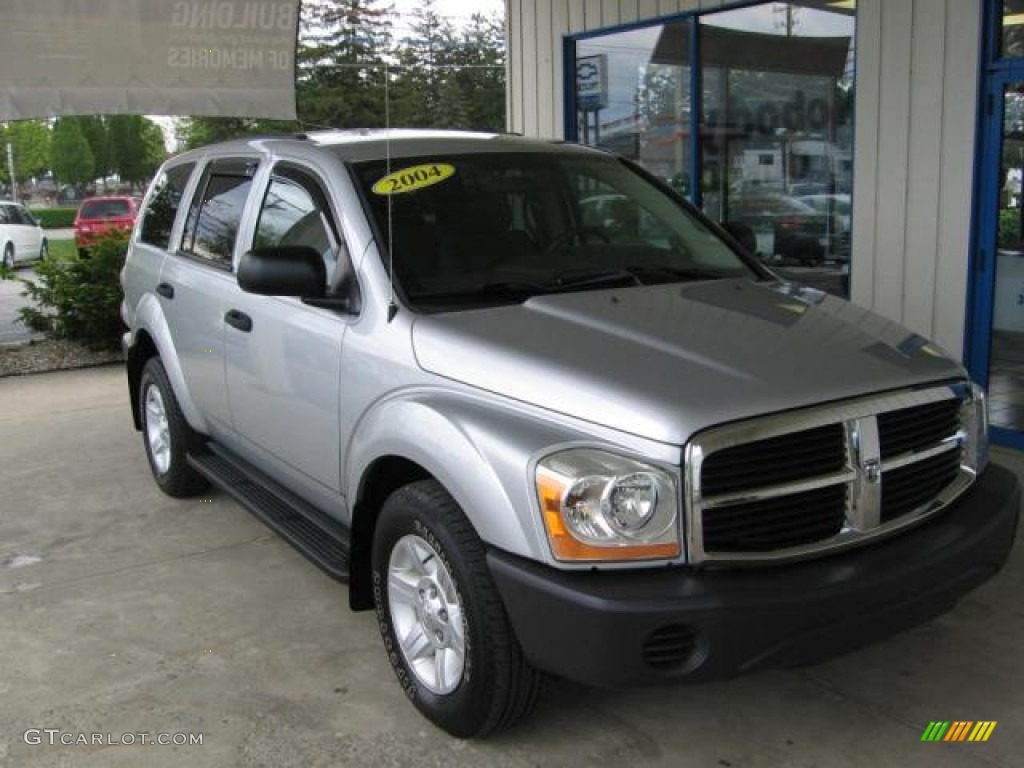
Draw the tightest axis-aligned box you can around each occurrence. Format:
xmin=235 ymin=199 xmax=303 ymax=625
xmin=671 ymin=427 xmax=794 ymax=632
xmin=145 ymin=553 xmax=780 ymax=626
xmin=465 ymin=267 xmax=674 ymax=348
xmin=392 ymin=0 xmax=505 ymax=25
xmin=390 ymin=0 xmax=505 ymax=37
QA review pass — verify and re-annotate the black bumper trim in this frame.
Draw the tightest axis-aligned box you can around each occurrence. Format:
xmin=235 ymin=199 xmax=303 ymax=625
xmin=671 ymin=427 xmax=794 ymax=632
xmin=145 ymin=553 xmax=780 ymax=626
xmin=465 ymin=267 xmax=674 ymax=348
xmin=488 ymin=463 xmax=1020 ymax=688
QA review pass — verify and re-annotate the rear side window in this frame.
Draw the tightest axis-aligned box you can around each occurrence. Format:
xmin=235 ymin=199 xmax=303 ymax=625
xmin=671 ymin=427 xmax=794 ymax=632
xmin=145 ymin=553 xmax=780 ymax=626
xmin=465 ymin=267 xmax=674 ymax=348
xmin=140 ymin=164 xmax=195 ymax=249
xmin=182 ymin=160 xmax=255 ymax=268
xmin=0 ymin=205 xmax=11 ymax=225
xmin=80 ymin=199 xmax=133 ymax=218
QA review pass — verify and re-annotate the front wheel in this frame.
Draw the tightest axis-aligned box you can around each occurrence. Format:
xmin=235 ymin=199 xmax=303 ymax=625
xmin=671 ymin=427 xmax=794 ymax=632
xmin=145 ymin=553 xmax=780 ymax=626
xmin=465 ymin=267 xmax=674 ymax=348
xmin=39 ymin=239 xmax=48 ymax=261
xmin=372 ymin=480 xmax=542 ymax=738
xmin=138 ymin=357 xmax=208 ymax=497
xmin=2 ymin=244 xmax=13 ymax=269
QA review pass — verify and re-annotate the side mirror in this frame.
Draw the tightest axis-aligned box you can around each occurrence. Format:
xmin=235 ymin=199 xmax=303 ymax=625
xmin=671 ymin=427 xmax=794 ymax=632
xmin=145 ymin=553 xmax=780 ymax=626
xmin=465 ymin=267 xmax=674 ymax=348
xmin=238 ymin=246 xmax=326 ymax=299
xmin=720 ymin=221 xmax=758 ymax=255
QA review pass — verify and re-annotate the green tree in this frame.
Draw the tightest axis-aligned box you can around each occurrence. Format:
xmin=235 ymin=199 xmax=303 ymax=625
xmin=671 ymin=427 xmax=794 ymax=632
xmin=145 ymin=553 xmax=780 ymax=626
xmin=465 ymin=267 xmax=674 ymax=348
xmin=450 ymin=12 xmax=506 ymax=131
xmin=392 ymin=0 xmax=458 ymax=127
xmin=76 ymin=116 xmax=112 ymax=182
xmin=175 ymin=116 xmax=299 ymax=150
xmin=1 ymin=120 xmax=52 ymax=183
xmin=108 ymin=115 xmax=167 ymax=189
xmin=51 ymin=117 xmax=95 ymax=186
xmin=298 ymin=0 xmax=392 ymax=128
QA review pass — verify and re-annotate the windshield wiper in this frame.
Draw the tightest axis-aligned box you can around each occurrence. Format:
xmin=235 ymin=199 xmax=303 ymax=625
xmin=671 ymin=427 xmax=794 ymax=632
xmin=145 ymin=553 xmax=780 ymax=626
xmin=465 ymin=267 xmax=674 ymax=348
xmin=621 ymin=265 xmax=734 ymax=283
xmin=411 ymin=280 xmax=558 ymax=305
xmin=552 ymin=266 xmax=733 ymax=289
xmin=409 ymin=266 xmax=733 ymax=307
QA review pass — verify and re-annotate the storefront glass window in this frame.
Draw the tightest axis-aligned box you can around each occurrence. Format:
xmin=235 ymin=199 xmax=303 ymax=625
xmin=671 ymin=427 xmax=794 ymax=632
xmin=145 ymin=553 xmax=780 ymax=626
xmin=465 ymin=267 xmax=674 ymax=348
xmin=1002 ymin=0 xmax=1024 ymax=58
xmin=701 ymin=2 xmax=855 ymax=294
xmin=575 ymin=21 xmax=693 ymax=198
xmin=571 ymin=1 xmax=855 ymax=297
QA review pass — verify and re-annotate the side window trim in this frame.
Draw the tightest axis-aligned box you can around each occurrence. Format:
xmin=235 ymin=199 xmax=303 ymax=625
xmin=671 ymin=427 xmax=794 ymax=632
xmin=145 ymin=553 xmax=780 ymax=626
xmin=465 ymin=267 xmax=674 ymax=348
xmin=179 ymin=156 xmax=258 ymax=272
xmin=139 ymin=161 xmax=197 ymax=250
xmin=252 ymin=161 xmax=360 ymax=300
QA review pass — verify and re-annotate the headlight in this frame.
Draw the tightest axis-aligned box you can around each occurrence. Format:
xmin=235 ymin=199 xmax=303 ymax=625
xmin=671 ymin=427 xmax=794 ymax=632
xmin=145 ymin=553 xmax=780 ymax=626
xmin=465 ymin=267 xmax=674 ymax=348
xmin=536 ymin=449 xmax=680 ymax=562
xmin=961 ymin=382 xmax=989 ymax=473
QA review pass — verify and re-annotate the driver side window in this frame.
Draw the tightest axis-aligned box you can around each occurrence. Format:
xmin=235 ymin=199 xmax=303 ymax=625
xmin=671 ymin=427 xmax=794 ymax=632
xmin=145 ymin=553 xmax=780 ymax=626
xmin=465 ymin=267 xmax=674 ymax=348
xmin=253 ymin=169 xmax=340 ymax=288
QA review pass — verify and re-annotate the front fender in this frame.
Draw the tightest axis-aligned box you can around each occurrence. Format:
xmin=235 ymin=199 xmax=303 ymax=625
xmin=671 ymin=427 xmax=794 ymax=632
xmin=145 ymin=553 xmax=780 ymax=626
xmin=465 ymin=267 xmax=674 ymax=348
xmin=347 ymin=394 xmax=540 ymax=559
xmin=346 ymin=389 xmax=684 ymax=563
xmin=129 ymin=292 xmax=209 ymax=435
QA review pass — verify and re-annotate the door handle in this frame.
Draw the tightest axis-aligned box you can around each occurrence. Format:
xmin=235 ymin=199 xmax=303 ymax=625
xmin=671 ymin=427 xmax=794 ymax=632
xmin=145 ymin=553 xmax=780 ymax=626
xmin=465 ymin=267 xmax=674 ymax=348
xmin=224 ymin=309 xmax=253 ymax=333
xmin=156 ymin=282 xmax=174 ymax=299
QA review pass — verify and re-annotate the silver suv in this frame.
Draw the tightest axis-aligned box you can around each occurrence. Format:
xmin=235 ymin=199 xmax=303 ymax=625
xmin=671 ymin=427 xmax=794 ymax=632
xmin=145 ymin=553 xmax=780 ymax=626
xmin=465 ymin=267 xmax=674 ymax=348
xmin=121 ymin=130 xmax=1020 ymax=738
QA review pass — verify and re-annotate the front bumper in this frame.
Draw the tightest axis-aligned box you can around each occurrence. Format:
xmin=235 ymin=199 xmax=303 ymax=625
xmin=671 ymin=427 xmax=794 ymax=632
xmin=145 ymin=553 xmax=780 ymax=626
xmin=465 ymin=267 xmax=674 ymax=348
xmin=488 ymin=463 xmax=1020 ymax=688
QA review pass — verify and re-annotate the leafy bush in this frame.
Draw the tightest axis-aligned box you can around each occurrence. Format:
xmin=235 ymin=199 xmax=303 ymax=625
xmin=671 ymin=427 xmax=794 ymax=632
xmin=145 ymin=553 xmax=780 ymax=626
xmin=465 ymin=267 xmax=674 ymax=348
xmin=29 ymin=207 xmax=78 ymax=228
xmin=999 ymin=208 xmax=1023 ymax=249
xmin=3 ymin=232 xmax=128 ymax=350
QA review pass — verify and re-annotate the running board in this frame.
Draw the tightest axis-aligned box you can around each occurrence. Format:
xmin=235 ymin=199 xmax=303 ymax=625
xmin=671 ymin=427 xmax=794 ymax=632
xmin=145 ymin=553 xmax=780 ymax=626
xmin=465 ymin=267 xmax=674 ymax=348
xmin=188 ymin=446 xmax=351 ymax=582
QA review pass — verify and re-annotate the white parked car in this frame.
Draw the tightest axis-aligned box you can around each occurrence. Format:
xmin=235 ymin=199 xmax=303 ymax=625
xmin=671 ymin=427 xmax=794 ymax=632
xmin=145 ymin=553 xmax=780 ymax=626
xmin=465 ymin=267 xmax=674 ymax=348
xmin=0 ymin=200 xmax=48 ymax=268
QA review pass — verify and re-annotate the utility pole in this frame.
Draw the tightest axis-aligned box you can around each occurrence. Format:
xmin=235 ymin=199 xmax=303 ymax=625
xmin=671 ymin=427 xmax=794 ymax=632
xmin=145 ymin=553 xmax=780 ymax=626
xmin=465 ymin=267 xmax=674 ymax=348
xmin=5 ymin=142 xmax=16 ymax=203
xmin=773 ymin=4 xmax=799 ymax=36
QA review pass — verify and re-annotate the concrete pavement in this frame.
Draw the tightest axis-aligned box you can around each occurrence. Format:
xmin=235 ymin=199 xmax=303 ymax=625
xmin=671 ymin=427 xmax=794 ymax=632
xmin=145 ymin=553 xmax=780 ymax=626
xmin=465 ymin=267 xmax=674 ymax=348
xmin=0 ymin=365 xmax=1021 ymax=767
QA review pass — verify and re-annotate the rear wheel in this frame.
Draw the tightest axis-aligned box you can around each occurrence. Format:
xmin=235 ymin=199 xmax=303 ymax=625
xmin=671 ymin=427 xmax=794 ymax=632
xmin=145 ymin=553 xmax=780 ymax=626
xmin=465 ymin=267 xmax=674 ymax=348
xmin=139 ymin=357 xmax=208 ymax=497
xmin=372 ymin=480 xmax=542 ymax=738
xmin=2 ymin=243 xmax=13 ymax=269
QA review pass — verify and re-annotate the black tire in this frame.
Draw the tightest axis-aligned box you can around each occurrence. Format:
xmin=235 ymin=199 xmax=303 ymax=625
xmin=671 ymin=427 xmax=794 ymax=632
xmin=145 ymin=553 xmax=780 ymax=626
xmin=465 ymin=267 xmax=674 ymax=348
xmin=2 ymin=243 xmax=13 ymax=269
xmin=39 ymin=239 xmax=48 ymax=261
xmin=372 ymin=480 xmax=542 ymax=738
xmin=138 ymin=357 xmax=208 ymax=498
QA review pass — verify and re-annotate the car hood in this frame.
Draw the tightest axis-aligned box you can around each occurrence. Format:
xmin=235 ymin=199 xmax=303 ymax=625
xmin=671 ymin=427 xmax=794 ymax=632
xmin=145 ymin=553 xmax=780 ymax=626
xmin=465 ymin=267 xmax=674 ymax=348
xmin=411 ymin=279 xmax=965 ymax=445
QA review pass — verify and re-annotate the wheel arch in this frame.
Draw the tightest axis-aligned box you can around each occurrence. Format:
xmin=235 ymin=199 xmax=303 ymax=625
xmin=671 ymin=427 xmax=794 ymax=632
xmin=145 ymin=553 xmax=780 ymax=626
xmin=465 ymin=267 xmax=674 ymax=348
xmin=349 ymin=455 xmax=432 ymax=610
xmin=125 ymin=293 xmax=209 ymax=435
xmin=345 ymin=396 xmax=554 ymax=612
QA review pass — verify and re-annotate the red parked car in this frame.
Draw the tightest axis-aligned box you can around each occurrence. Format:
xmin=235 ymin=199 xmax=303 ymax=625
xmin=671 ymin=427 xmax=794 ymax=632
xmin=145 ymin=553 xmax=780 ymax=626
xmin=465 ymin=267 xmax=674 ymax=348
xmin=74 ymin=196 xmax=139 ymax=255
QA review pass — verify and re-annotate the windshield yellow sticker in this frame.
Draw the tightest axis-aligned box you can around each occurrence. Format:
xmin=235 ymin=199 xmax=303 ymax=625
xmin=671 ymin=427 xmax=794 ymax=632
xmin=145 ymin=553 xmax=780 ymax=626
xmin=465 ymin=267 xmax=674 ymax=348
xmin=372 ymin=163 xmax=455 ymax=195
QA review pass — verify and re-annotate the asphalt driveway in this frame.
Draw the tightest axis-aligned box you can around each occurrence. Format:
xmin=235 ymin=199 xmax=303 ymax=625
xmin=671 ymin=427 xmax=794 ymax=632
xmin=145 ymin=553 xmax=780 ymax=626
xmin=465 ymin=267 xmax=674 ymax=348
xmin=0 ymin=365 xmax=1021 ymax=767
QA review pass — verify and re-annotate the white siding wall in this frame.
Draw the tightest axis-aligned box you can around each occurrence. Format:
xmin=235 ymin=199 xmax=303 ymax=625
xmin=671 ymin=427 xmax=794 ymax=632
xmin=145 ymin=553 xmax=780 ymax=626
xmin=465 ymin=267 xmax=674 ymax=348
xmin=506 ymin=0 xmax=982 ymax=359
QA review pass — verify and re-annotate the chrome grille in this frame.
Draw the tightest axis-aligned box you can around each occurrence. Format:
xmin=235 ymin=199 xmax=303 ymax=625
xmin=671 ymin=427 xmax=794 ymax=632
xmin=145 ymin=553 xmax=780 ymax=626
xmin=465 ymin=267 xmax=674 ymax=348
xmin=687 ymin=383 xmax=977 ymax=563
xmin=881 ymin=449 xmax=961 ymax=522
xmin=878 ymin=399 xmax=961 ymax=459
xmin=702 ymin=485 xmax=847 ymax=552
xmin=700 ymin=424 xmax=846 ymax=496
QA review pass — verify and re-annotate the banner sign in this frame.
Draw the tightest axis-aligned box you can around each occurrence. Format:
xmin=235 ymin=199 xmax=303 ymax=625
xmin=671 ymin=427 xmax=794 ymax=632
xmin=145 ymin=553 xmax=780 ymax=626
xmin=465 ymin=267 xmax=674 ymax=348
xmin=0 ymin=0 xmax=299 ymax=121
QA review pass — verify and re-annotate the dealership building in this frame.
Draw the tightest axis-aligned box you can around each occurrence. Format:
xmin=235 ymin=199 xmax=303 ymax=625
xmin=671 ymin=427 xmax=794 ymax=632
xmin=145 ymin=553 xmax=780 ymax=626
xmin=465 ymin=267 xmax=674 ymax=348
xmin=506 ymin=0 xmax=1024 ymax=447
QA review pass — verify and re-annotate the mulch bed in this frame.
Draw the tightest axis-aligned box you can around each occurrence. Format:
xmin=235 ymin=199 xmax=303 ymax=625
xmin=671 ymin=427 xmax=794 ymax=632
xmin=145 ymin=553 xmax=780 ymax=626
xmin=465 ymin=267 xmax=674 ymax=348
xmin=0 ymin=338 xmax=123 ymax=378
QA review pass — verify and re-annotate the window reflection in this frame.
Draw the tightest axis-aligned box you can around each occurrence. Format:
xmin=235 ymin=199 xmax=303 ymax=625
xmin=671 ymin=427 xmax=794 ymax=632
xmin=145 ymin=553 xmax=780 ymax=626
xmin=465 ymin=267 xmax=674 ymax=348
xmin=572 ymin=1 xmax=855 ymax=297
xmin=1004 ymin=0 xmax=1024 ymax=58
xmin=576 ymin=21 xmax=693 ymax=198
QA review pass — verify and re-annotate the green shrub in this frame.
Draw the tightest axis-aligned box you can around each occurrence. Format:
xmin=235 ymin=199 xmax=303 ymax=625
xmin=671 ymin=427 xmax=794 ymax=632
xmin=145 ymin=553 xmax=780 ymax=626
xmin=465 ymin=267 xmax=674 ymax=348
xmin=999 ymin=208 xmax=1023 ymax=249
xmin=29 ymin=207 xmax=78 ymax=229
xmin=3 ymin=232 xmax=128 ymax=350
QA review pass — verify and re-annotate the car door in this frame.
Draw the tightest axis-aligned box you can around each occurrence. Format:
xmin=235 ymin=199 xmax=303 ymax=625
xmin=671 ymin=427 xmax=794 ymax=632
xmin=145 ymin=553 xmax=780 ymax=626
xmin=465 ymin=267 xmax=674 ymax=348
xmin=158 ymin=157 xmax=258 ymax=437
xmin=0 ymin=205 xmax=13 ymax=262
xmin=12 ymin=205 xmax=40 ymax=260
xmin=223 ymin=163 xmax=348 ymax=509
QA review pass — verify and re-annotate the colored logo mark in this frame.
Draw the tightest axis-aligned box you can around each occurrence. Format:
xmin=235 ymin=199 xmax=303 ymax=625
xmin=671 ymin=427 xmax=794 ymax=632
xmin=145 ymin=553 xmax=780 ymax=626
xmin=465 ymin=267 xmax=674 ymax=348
xmin=921 ymin=721 xmax=997 ymax=742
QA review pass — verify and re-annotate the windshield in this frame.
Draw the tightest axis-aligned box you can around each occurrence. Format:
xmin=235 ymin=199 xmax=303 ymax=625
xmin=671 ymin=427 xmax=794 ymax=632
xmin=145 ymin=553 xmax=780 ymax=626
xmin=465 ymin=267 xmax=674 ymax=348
xmin=353 ymin=151 xmax=758 ymax=311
